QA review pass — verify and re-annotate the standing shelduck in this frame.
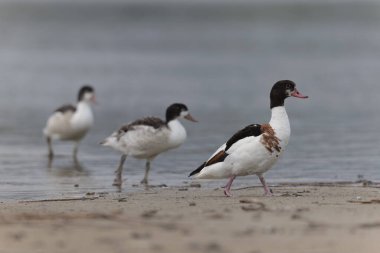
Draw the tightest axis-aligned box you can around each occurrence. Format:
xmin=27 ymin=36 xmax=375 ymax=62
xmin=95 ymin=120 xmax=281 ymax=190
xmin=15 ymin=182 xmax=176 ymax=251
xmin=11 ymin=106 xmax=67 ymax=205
xmin=43 ymin=85 xmax=96 ymax=160
xmin=101 ymin=103 xmax=197 ymax=186
xmin=189 ymin=80 xmax=308 ymax=197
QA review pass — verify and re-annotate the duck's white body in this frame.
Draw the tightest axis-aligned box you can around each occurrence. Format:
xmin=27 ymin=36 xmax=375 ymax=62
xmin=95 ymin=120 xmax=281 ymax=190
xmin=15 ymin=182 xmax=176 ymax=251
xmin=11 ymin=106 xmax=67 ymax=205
xmin=194 ymin=106 xmax=290 ymax=179
xmin=102 ymin=119 xmax=187 ymax=159
xmin=43 ymin=101 xmax=94 ymax=141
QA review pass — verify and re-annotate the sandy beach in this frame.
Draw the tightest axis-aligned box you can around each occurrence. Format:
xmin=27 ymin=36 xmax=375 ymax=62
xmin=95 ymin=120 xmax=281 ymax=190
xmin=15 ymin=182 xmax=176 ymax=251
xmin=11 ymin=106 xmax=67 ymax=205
xmin=0 ymin=183 xmax=379 ymax=253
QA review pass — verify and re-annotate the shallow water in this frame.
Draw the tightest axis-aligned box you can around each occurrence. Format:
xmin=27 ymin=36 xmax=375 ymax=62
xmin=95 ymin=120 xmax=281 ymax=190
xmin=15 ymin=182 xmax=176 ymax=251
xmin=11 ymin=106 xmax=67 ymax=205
xmin=1 ymin=1 xmax=380 ymax=200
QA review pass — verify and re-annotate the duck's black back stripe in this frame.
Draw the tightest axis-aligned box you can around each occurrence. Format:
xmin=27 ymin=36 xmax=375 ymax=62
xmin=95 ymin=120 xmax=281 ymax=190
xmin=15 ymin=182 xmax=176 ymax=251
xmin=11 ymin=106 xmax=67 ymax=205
xmin=55 ymin=104 xmax=76 ymax=113
xmin=225 ymin=124 xmax=262 ymax=151
xmin=119 ymin=117 xmax=166 ymax=133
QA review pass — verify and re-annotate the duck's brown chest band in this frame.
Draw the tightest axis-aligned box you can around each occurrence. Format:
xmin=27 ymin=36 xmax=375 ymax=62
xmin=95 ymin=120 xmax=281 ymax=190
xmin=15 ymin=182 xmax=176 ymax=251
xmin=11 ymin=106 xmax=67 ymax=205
xmin=260 ymin=124 xmax=281 ymax=153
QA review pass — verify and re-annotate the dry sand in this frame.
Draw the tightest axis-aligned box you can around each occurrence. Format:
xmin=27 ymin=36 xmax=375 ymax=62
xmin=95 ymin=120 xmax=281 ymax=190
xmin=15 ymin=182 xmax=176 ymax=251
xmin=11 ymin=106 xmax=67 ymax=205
xmin=0 ymin=183 xmax=380 ymax=253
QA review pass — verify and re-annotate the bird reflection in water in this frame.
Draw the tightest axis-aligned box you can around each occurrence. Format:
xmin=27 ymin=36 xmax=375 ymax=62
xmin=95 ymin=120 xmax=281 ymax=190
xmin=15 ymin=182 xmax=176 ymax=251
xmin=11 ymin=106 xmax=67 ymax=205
xmin=47 ymin=156 xmax=90 ymax=177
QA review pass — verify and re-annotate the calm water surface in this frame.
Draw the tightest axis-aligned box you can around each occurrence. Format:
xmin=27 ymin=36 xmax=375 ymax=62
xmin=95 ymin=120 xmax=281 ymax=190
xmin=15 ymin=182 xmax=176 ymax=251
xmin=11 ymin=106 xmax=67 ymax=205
xmin=0 ymin=2 xmax=380 ymax=200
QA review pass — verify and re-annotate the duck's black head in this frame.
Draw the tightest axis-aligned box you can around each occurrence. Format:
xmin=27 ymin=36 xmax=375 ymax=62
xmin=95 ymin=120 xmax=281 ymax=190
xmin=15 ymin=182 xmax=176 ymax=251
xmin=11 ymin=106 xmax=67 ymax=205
xmin=78 ymin=85 xmax=96 ymax=103
xmin=270 ymin=80 xmax=308 ymax=109
xmin=166 ymin=103 xmax=198 ymax=123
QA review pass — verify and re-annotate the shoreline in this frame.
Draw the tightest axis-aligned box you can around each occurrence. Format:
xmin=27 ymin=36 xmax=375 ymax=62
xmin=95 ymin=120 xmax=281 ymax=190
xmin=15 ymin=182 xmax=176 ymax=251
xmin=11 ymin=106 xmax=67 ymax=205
xmin=1 ymin=180 xmax=379 ymax=203
xmin=0 ymin=183 xmax=379 ymax=253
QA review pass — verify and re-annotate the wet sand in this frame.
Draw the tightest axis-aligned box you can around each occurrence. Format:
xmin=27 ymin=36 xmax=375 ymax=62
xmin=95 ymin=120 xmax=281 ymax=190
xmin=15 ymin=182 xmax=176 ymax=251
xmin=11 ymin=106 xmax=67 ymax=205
xmin=0 ymin=183 xmax=380 ymax=253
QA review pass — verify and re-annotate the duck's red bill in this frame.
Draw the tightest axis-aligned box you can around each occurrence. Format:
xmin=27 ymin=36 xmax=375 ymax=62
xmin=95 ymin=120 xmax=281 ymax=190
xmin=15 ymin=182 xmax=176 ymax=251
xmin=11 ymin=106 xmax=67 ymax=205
xmin=291 ymin=88 xmax=308 ymax=99
xmin=91 ymin=95 xmax=98 ymax=104
xmin=185 ymin=114 xmax=198 ymax=122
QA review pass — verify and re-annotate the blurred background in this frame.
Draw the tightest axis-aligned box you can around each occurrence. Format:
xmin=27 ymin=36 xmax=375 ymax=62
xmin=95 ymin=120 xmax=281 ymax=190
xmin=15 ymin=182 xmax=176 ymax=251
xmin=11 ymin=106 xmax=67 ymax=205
xmin=0 ymin=0 xmax=380 ymax=200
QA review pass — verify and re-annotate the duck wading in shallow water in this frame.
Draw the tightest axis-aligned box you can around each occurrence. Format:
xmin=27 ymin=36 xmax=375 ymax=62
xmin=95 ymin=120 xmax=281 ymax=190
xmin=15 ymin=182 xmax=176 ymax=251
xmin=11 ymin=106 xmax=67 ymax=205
xmin=189 ymin=80 xmax=308 ymax=197
xmin=43 ymin=86 xmax=96 ymax=161
xmin=101 ymin=103 xmax=197 ymax=186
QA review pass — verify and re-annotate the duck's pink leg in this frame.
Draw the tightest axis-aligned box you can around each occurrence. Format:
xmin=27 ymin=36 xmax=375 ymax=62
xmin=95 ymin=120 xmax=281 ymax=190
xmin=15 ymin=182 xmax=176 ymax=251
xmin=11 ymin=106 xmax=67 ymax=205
xmin=258 ymin=174 xmax=273 ymax=196
xmin=224 ymin=175 xmax=236 ymax=197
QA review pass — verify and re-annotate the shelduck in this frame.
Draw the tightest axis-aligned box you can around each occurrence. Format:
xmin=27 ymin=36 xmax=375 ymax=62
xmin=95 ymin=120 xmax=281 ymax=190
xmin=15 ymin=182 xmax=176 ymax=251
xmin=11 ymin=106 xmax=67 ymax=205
xmin=102 ymin=103 xmax=197 ymax=186
xmin=43 ymin=85 xmax=96 ymax=160
xmin=189 ymin=80 xmax=308 ymax=197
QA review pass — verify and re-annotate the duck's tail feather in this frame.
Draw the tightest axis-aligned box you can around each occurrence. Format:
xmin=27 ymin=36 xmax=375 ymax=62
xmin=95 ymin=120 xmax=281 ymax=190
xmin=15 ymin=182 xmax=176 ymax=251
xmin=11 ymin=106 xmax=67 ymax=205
xmin=189 ymin=162 xmax=206 ymax=177
xmin=100 ymin=133 xmax=118 ymax=147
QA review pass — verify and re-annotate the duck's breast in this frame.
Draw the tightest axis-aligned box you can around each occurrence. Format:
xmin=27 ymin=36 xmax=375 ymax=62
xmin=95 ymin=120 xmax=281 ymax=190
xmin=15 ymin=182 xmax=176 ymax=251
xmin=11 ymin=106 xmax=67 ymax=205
xmin=167 ymin=120 xmax=187 ymax=148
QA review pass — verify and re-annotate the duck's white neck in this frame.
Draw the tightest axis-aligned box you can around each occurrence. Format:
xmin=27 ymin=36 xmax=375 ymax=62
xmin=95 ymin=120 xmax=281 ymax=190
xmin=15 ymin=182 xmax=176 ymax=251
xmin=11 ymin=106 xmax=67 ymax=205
xmin=167 ymin=119 xmax=187 ymax=148
xmin=71 ymin=101 xmax=94 ymax=129
xmin=269 ymin=106 xmax=290 ymax=146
